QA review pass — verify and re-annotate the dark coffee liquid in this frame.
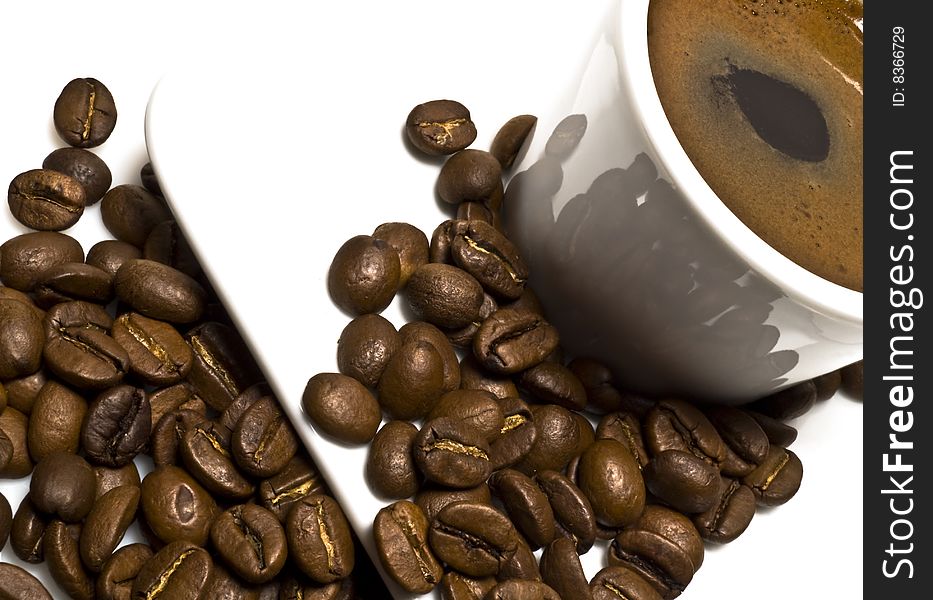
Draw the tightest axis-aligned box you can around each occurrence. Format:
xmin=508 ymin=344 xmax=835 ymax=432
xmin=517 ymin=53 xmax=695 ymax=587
xmin=648 ymin=0 xmax=863 ymax=291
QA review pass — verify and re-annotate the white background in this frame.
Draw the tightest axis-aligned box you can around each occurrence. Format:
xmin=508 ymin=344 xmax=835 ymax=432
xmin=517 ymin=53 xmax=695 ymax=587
xmin=1 ymin=2 xmax=862 ymax=598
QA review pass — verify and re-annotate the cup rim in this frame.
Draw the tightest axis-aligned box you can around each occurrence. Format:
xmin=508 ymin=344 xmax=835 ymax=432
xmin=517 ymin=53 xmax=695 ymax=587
xmin=619 ymin=0 xmax=862 ymax=324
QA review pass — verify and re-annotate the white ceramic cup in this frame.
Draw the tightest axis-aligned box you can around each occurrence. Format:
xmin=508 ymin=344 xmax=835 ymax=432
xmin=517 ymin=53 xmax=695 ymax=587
xmin=504 ymin=0 xmax=862 ymax=403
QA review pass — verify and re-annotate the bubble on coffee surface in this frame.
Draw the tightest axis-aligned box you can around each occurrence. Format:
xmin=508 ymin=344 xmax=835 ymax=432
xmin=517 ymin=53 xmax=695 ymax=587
xmin=648 ymin=0 xmax=863 ymax=291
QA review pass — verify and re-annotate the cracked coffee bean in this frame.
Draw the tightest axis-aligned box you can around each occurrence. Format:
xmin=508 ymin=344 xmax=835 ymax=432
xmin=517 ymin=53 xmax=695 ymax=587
xmin=406 ymin=100 xmax=477 ymax=156
xmin=53 ymin=77 xmax=117 ymax=148
xmin=81 ymin=384 xmax=150 ymax=467
xmin=130 ymin=541 xmax=212 ymax=600
xmin=413 ymin=417 xmax=492 ymax=489
xmin=8 ymin=169 xmax=86 ymax=231
xmin=449 ymin=219 xmax=528 ymax=300
xmin=373 ymin=500 xmax=443 ymax=594
xmin=286 ymin=494 xmax=354 ymax=584
xmin=43 ymin=300 xmax=129 ymax=390
xmin=112 ymin=311 xmax=193 ymax=385
xmin=742 ymin=446 xmax=803 ymax=506
xmin=428 ymin=501 xmax=519 ymax=578
xmin=180 ymin=420 xmax=255 ymax=500
xmin=490 ymin=114 xmax=537 ymax=170
xmin=210 ymin=504 xmax=287 ymax=584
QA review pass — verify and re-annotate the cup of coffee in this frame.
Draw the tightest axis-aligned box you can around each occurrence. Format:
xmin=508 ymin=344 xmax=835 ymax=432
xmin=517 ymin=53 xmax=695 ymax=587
xmin=503 ymin=0 xmax=863 ymax=402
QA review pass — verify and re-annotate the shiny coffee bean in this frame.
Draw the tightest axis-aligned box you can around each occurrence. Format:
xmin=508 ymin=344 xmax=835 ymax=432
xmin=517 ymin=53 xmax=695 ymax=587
xmin=219 ymin=382 xmax=268 ymax=431
xmin=0 ymin=299 xmax=44 ymax=381
xmin=378 ymin=340 xmax=446 ymax=421
xmin=259 ymin=455 xmax=327 ymax=523
xmin=10 ymin=498 xmax=47 ymax=563
xmin=336 ymin=314 xmax=400 ymax=388
xmin=8 ymin=169 xmax=86 ymax=231
xmin=644 ymin=399 xmax=727 ymax=469
xmin=441 ymin=571 xmax=497 ymax=600
xmin=96 ymin=543 xmax=153 ymax=600
xmin=374 ymin=501 xmax=443 ymax=593
xmin=93 ymin=462 xmax=140 ymax=500
xmin=372 ymin=222 xmax=430 ymax=288
xmin=44 ymin=520 xmax=95 ymax=600
xmin=0 ymin=407 xmax=31 ymax=478
xmin=534 ymin=469 xmax=597 ymax=554
xmin=473 ymin=308 xmax=559 ymax=374
xmin=150 ymin=409 xmax=203 ymax=467
xmin=180 ymin=420 xmax=255 ymax=500
xmin=82 ymin=384 xmax=150 ymax=466
xmin=428 ymin=502 xmax=519 ymax=578
xmin=211 ymin=504 xmax=287 ymax=584
xmin=302 ymin=373 xmax=381 ymax=444
xmin=185 ymin=321 xmax=263 ymax=411
xmin=749 ymin=380 xmax=817 ymax=421
xmin=115 ymin=258 xmax=207 ymax=324
xmin=26 ymin=380 xmax=86 ymax=461
xmin=428 ymin=389 xmax=503 ymax=442
xmin=596 ymin=411 xmax=649 ymax=469
xmin=489 ymin=469 xmax=555 ymax=550
xmin=644 ymin=450 xmax=721 ymax=514
xmin=429 ymin=219 xmax=457 ymax=264
xmin=484 ymin=580 xmax=561 ymax=600
xmin=437 ymin=150 xmax=503 ymax=206
xmin=590 ymin=565 xmax=663 ymax=600
xmin=540 ymin=537 xmax=593 ymax=600
xmin=42 ymin=147 xmax=112 ymax=205
xmin=130 ymin=541 xmax=213 ymax=600
xmin=286 ymin=494 xmax=354 ymax=584
xmin=100 ymin=184 xmax=172 ymax=247
xmin=489 ymin=397 xmax=537 ymax=471
xmin=366 ymin=420 xmax=420 ymax=500
xmin=406 ymin=263 xmax=485 ymax=329
xmin=112 ymin=311 xmax=193 ymax=385
xmin=0 ymin=562 xmax=53 ymax=600
xmin=742 ymin=446 xmax=804 ymax=506
xmin=140 ymin=465 xmax=217 ymax=545
xmin=519 ymin=361 xmax=587 ymax=411
xmin=415 ymin=484 xmax=492 ymax=524
xmin=576 ymin=439 xmax=646 ymax=528
xmin=327 ymin=235 xmax=400 ymax=315
xmin=490 ymin=114 xmax=537 ymax=170
xmin=32 ymin=262 xmax=113 ymax=308
xmin=53 ymin=77 xmax=117 ymax=147
xmin=144 ymin=220 xmax=202 ymax=279
xmin=692 ymin=477 xmax=757 ymax=543
xmin=414 ymin=418 xmax=492 ymax=489
xmin=43 ymin=300 xmax=128 ymax=390
xmin=514 ymin=404 xmax=579 ymax=475
xmin=233 ymin=394 xmax=299 ymax=477
xmin=449 ymin=219 xmax=527 ymax=300
xmin=29 ymin=452 xmax=96 ymax=522
xmin=840 ymin=360 xmax=863 ymax=399
xmin=1 ymin=231 xmax=84 ymax=291
xmin=406 ymin=100 xmax=477 ymax=156
xmin=399 ymin=321 xmax=462 ymax=393
xmin=85 ymin=239 xmax=142 ymax=277
xmin=705 ymin=406 xmax=770 ymax=468
xmin=79 ymin=485 xmax=140 ymax=572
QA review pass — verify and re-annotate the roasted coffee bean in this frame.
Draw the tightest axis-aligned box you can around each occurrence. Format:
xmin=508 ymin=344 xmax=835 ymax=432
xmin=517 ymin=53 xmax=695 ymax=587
xmin=437 ymin=150 xmax=503 ymax=205
xmin=406 ymin=100 xmax=477 ymax=156
xmin=514 ymin=404 xmax=579 ymax=475
xmin=96 ymin=543 xmax=153 ymax=600
xmin=428 ymin=389 xmax=503 ymax=442
xmin=26 ymin=380 xmax=86 ymax=461
xmin=399 ymin=321 xmax=461 ymax=393
xmin=374 ymin=501 xmax=443 ymax=593
xmin=429 ymin=219 xmax=456 ymax=264
xmin=42 ymin=147 xmax=112 ymax=205
xmin=445 ymin=292 xmax=498 ymax=349
xmin=0 ymin=299 xmax=44 ymax=380
xmin=705 ymin=406 xmax=769 ymax=477
xmin=415 ymin=484 xmax=492 ymax=524
xmin=327 ymin=235 xmax=400 ymax=315
xmin=742 ymin=446 xmax=803 ymax=506
xmin=406 ymin=263 xmax=485 ymax=329
xmin=749 ymin=380 xmax=818 ymax=421
xmin=210 ymin=504 xmax=287 ymax=584
xmin=490 ymin=115 xmax=537 ymax=170
xmin=429 ymin=502 xmax=519 ymax=577
xmin=139 ymin=162 xmax=162 ymax=195
xmin=219 ymin=382 xmax=268 ymax=431
xmin=93 ymin=463 xmax=140 ymax=500
xmin=596 ymin=411 xmax=649 ymax=469
xmin=185 ymin=321 xmax=263 ymax=411
xmin=336 ymin=314 xmax=400 ymax=388
xmin=441 ymin=571 xmax=497 ymax=600
xmin=840 ymin=360 xmax=863 ymax=399
xmin=519 ymin=361 xmax=587 ymax=411
xmin=114 ymin=258 xmax=206 ymax=324
xmin=79 ymin=485 xmax=139 ymax=572
xmin=484 ymin=580 xmax=560 ymax=600
xmin=0 ymin=561 xmax=53 ymax=600
xmin=0 ymin=491 xmax=11 ymax=550
xmin=460 ymin=354 xmax=519 ymax=400
xmin=473 ymin=308 xmax=559 ymax=374
xmin=378 ymin=340 xmax=446 ymax=421
xmin=181 ymin=420 xmax=255 ymax=500
xmin=3 ymin=368 xmax=47 ymax=414
xmin=53 ymin=77 xmax=117 ymax=147
xmin=590 ymin=565 xmax=663 ymax=600
xmin=372 ymin=222 xmax=430 ymax=288
xmin=449 ymin=220 xmax=527 ymax=300
xmin=1 ymin=231 xmax=84 ymax=291
xmin=32 ymin=262 xmax=113 ymax=308
xmin=489 ymin=397 xmax=537 ymax=471
xmin=540 ymin=537 xmax=593 ymax=600
xmin=577 ymin=439 xmax=646 ymax=528
xmin=645 ymin=399 xmax=727 ymax=468
xmin=692 ymin=477 xmax=757 ymax=544
xmin=302 ymin=373 xmax=381 ymax=444
xmin=112 ymin=311 xmax=193 ymax=385
xmin=366 ymin=420 xmax=420 ymax=500
xmin=44 ymin=520 xmax=95 ymax=600
xmin=489 ymin=469 xmax=555 ymax=549
xmin=149 ymin=383 xmax=207 ymax=432
xmin=130 ymin=541 xmax=212 ymax=600
xmin=0 ymin=407 xmax=31 ymax=477
xmin=644 ymin=450 xmax=721 ymax=514
xmin=43 ymin=300 xmax=128 ymax=390
xmin=85 ymin=240 xmax=142 ymax=277
xmin=534 ymin=470 xmax=597 ymax=554
xmin=10 ymin=498 xmax=47 ymax=563
xmin=414 ymin=417 xmax=491 ymax=489
xmin=29 ymin=452 xmax=96 ymax=522
xmin=286 ymin=494 xmax=354 ymax=584
xmin=150 ymin=409 xmax=203 ymax=466
xmin=82 ymin=384 xmax=149 ymax=466
xmin=259 ymin=455 xmax=327 ymax=522
xmin=746 ymin=409 xmax=798 ymax=447
xmin=8 ymin=169 xmax=86 ymax=231
xmin=140 ymin=465 xmax=217 ymax=545
xmin=233 ymin=394 xmax=299 ymax=477
xmin=100 ymin=184 xmax=172 ymax=247
xmin=144 ymin=220 xmax=202 ymax=279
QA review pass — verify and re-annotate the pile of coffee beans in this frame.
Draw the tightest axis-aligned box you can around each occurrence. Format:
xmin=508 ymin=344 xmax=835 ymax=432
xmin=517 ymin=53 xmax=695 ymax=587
xmin=1 ymin=78 xmax=389 ymax=598
xmin=305 ymin=99 xmax=864 ymax=599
